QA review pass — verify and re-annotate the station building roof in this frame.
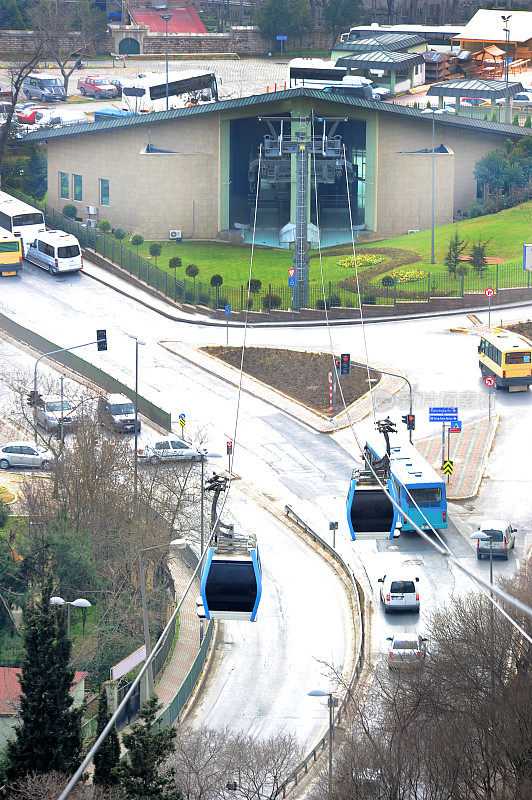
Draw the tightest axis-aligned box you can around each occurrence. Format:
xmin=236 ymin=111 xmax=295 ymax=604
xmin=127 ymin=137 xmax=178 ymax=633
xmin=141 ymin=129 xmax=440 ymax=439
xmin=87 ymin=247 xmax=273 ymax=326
xmin=333 ymin=33 xmax=427 ymax=53
xmin=454 ymin=9 xmax=532 ymax=44
xmin=23 ymin=87 xmax=529 ymax=144
xmin=335 ymin=51 xmax=425 ymax=70
xmin=427 ymin=78 xmax=524 ymax=99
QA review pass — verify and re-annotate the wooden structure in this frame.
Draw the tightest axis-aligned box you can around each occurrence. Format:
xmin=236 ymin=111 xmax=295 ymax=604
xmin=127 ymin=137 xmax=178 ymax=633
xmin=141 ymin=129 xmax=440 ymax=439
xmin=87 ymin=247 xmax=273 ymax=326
xmin=463 ymin=45 xmax=505 ymax=79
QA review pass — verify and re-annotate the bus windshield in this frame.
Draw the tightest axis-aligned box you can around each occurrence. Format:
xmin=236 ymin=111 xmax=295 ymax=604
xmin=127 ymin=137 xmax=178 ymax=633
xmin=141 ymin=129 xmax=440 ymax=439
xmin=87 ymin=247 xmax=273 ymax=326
xmin=13 ymin=212 xmax=45 ymax=226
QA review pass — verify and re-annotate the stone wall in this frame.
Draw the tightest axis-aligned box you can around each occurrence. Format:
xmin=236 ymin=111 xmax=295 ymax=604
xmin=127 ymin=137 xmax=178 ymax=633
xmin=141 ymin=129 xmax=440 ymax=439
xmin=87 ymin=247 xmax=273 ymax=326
xmin=0 ymin=28 xmax=112 ymax=57
xmin=138 ymin=27 xmax=334 ymax=56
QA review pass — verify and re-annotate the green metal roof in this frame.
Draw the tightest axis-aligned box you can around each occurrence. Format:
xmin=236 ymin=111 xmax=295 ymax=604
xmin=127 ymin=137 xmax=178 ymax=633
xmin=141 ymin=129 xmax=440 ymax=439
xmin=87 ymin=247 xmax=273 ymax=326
xmin=427 ymin=78 xmax=524 ymax=98
xmin=23 ymin=87 xmax=528 ymax=144
xmin=334 ymin=33 xmax=426 ymax=52
xmin=335 ymin=50 xmax=425 ymax=69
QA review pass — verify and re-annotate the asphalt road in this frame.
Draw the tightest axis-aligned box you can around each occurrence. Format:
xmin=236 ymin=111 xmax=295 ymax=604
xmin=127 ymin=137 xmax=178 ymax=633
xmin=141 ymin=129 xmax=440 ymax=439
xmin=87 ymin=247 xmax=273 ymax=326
xmin=1 ymin=257 xmax=531 ymax=742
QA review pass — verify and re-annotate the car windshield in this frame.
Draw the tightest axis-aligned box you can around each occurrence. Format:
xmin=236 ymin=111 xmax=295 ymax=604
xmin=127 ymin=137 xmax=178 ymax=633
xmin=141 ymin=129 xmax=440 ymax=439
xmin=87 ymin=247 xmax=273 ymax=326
xmin=482 ymin=528 xmax=504 ymax=542
xmin=393 ymin=639 xmax=417 ymax=649
xmin=94 ymin=80 xmax=109 ymax=86
xmin=390 ymin=581 xmax=416 ymax=593
xmin=46 ymin=401 xmax=72 ymax=412
xmin=43 ymin=78 xmax=62 ymax=87
xmin=110 ymin=403 xmax=134 ymax=414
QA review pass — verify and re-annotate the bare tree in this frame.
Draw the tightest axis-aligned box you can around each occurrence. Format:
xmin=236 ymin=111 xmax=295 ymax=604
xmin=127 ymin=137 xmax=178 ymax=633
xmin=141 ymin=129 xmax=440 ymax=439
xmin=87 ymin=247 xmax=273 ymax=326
xmin=29 ymin=0 xmax=106 ymax=94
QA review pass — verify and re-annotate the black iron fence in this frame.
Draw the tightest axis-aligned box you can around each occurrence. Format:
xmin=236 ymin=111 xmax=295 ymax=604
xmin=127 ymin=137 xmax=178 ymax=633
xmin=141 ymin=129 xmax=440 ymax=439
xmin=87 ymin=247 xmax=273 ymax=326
xmin=10 ymin=191 xmax=530 ymax=314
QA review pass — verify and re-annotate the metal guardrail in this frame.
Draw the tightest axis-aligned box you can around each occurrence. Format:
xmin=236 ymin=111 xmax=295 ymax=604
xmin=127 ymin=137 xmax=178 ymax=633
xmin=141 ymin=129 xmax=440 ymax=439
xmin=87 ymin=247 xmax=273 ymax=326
xmin=277 ymin=505 xmax=366 ymax=798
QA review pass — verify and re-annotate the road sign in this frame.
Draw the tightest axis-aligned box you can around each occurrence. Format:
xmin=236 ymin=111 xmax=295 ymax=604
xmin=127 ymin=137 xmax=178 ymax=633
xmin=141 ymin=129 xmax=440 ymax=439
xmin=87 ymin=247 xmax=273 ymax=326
xmin=449 ymin=421 xmax=462 ymax=433
xmin=429 ymin=414 xmax=458 ymax=422
xmin=484 ymin=376 xmax=496 ymax=387
xmin=484 ymin=287 xmax=495 ymax=298
xmin=429 ymin=407 xmax=458 ymax=414
xmin=524 ymin=244 xmax=532 ymax=271
xmin=224 ymin=305 xmax=231 ymax=316
xmin=227 ymin=441 xmax=233 ymax=454
xmin=179 ymin=413 xmax=185 ymax=420
xmin=179 ymin=418 xmax=186 ymax=427
xmin=276 ymin=35 xmax=287 ymax=40
xmin=288 ymin=268 xmax=295 ymax=278
xmin=442 ymin=460 xmax=454 ymax=475
xmin=288 ymin=276 xmax=296 ymax=287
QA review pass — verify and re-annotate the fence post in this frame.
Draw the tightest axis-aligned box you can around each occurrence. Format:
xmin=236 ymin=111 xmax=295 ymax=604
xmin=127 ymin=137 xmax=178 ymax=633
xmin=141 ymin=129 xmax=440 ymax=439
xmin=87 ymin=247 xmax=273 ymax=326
xmin=102 ymin=236 xmax=106 ymax=259
xmin=120 ymin=242 xmax=123 ymax=269
xmin=269 ymin=283 xmax=272 ymax=313
xmin=137 ymin=253 xmax=140 ymax=278
xmin=496 ymin=263 xmax=499 ymax=293
xmin=240 ymin=284 xmax=244 ymax=311
xmin=393 ymin=278 xmax=397 ymax=306
xmin=528 ymin=269 xmax=530 ymax=289
xmin=174 ymin=275 xmax=177 ymax=302
xmin=216 ymin=285 xmax=219 ymax=308
xmin=165 ymin=272 xmax=168 ymax=296
xmin=147 ymin=264 xmax=149 ymax=286
xmin=129 ymin=249 xmax=132 ymax=274
xmin=328 ymin=280 xmax=331 ymax=308
xmin=427 ymin=272 xmax=431 ymax=303
xmin=461 ymin=271 xmax=465 ymax=298
xmin=156 ymin=265 xmax=159 ymax=291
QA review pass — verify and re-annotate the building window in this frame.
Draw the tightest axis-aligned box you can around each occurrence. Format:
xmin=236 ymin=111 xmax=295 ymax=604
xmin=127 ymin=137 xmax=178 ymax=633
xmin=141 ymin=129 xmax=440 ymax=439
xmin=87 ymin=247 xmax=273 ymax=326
xmin=100 ymin=178 xmax=109 ymax=206
xmin=73 ymin=174 xmax=82 ymax=202
xmin=59 ymin=172 xmax=69 ymax=199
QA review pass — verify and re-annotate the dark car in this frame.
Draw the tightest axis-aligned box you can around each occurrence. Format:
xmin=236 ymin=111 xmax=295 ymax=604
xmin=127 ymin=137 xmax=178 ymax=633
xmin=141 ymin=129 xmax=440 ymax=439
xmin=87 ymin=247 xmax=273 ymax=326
xmin=98 ymin=392 xmax=140 ymax=434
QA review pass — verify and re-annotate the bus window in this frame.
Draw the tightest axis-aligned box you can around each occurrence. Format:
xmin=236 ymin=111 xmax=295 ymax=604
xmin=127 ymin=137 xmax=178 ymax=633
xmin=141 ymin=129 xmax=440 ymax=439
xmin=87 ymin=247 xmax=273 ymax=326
xmin=407 ymin=487 xmax=442 ymax=507
xmin=505 ymin=351 xmax=531 ymax=364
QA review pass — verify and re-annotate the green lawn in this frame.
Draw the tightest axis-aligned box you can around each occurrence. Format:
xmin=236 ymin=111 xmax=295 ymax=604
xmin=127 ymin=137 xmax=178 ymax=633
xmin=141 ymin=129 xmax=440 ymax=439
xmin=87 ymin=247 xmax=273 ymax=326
xmin=114 ymin=200 xmax=531 ymax=290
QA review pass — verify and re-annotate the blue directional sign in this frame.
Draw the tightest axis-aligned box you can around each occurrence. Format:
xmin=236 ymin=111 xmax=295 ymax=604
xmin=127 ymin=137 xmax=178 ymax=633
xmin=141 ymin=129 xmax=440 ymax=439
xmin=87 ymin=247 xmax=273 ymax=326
xmin=224 ymin=305 xmax=231 ymax=316
xmin=179 ymin=413 xmax=185 ymax=420
xmin=288 ymin=276 xmax=296 ymax=287
xmin=430 ymin=415 xmax=458 ymax=422
xmin=429 ymin=407 xmax=458 ymax=414
xmin=276 ymin=35 xmax=287 ymax=40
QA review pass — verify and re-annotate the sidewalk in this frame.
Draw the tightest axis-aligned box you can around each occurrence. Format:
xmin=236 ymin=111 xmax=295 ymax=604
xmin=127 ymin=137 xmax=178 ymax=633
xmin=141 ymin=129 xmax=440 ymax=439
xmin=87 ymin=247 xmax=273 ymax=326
xmin=159 ymin=340 xmax=406 ymax=433
xmin=153 ymin=557 xmax=202 ymax=709
xmin=416 ymin=415 xmax=499 ymax=500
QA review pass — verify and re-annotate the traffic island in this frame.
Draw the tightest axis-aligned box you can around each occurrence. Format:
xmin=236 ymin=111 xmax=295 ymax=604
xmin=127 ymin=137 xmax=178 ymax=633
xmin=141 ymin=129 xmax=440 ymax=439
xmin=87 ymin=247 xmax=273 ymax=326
xmin=415 ymin=416 xmax=499 ymax=500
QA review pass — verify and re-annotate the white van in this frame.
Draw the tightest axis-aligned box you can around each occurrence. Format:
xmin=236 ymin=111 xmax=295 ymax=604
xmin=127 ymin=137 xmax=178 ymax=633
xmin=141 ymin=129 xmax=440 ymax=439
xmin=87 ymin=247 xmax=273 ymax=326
xmin=26 ymin=231 xmax=83 ymax=274
xmin=33 ymin=109 xmax=88 ymax=129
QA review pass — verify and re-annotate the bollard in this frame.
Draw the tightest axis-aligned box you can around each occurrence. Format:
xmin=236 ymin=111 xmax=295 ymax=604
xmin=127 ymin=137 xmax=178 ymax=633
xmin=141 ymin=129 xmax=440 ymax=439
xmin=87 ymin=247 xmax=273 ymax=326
xmin=274 ymin=82 xmax=277 ymax=91
xmin=266 ymin=85 xmax=269 ymax=93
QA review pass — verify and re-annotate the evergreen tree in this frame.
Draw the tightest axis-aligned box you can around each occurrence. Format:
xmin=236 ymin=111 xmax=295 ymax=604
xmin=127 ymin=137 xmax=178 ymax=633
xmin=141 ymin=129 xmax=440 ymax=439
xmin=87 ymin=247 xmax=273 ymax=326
xmin=6 ymin=578 xmax=82 ymax=780
xmin=116 ymin=696 xmax=181 ymax=800
xmin=0 ymin=0 xmax=25 ymax=29
xmin=444 ymin=228 xmax=467 ymax=277
xmin=93 ymin=687 xmax=120 ymax=788
xmin=469 ymin=238 xmax=490 ymax=277
xmin=322 ymin=0 xmax=363 ymax=44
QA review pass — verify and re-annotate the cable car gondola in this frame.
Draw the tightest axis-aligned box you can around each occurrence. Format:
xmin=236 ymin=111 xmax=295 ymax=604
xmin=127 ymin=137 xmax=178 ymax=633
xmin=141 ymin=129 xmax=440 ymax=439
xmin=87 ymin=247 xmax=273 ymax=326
xmin=346 ymin=419 xmax=401 ymax=540
xmin=199 ymin=472 xmax=262 ymax=622
xmin=200 ymin=532 xmax=262 ymax=622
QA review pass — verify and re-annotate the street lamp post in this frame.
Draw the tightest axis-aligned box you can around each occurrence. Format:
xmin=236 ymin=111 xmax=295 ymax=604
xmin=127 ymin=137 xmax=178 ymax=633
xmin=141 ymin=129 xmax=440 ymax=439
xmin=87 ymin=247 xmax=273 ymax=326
xmin=431 ymin=109 xmax=435 ymax=264
xmin=127 ymin=334 xmax=145 ymax=502
xmin=50 ymin=596 xmax=92 ymax=638
xmin=308 ymin=689 xmax=338 ymax=797
xmin=502 ymin=16 xmax=512 ymax=125
xmin=137 ymin=538 xmax=186 ymax=697
xmin=160 ymin=14 xmax=173 ymax=111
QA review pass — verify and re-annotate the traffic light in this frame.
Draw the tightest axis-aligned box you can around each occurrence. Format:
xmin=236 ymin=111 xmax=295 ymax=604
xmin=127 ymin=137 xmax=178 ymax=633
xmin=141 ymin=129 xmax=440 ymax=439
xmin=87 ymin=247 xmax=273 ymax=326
xmin=340 ymin=353 xmax=350 ymax=376
xmin=26 ymin=390 xmax=37 ymax=407
xmin=402 ymin=414 xmax=415 ymax=431
xmin=96 ymin=329 xmax=107 ymax=351
xmin=334 ymin=357 xmax=340 ymax=373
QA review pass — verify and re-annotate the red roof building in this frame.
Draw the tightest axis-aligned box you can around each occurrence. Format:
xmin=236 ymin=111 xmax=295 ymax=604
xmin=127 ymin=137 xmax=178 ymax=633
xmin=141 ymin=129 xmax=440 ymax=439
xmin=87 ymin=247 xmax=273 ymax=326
xmin=0 ymin=667 xmax=88 ymax=716
xmin=129 ymin=4 xmax=207 ymax=35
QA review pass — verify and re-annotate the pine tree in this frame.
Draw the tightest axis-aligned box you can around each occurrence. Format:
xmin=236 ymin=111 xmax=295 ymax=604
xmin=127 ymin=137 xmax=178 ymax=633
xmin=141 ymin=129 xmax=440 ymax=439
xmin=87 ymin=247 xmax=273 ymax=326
xmin=93 ymin=687 xmax=120 ymax=788
xmin=469 ymin=238 xmax=490 ymax=277
xmin=444 ymin=229 xmax=467 ymax=277
xmin=116 ymin=696 xmax=182 ymax=800
xmin=6 ymin=578 xmax=82 ymax=780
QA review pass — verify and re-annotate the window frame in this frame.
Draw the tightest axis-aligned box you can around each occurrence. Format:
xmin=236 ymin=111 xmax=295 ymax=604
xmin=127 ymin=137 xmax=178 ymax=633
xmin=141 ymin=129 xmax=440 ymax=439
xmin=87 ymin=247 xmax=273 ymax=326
xmin=59 ymin=171 xmax=69 ymax=199
xmin=99 ymin=178 xmax=110 ymax=206
xmin=73 ymin=173 xmax=82 ymax=202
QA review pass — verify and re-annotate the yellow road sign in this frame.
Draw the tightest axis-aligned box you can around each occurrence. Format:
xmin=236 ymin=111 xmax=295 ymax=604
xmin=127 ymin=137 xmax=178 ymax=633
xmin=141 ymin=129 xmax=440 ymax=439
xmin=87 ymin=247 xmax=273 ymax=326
xmin=442 ymin=460 xmax=453 ymax=475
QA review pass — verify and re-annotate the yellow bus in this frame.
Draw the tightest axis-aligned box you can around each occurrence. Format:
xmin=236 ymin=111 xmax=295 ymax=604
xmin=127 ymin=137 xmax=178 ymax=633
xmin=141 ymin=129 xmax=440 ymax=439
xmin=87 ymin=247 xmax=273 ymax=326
xmin=478 ymin=329 xmax=532 ymax=391
xmin=0 ymin=225 xmax=23 ymax=277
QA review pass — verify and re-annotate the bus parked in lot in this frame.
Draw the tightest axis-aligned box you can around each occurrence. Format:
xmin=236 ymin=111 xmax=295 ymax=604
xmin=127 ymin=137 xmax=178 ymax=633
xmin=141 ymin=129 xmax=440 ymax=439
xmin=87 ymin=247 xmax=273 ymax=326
xmin=0 ymin=191 xmax=45 ymax=255
xmin=366 ymin=440 xmax=447 ymax=532
xmin=0 ymin=225 xmax=23 ymax=276
xmin=478 ymin=329 xmax=532 ymax=391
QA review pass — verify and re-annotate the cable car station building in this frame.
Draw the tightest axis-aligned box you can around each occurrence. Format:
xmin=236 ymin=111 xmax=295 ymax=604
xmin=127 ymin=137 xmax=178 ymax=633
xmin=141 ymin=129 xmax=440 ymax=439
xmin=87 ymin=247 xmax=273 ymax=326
xmin=26 ymin=88 xmax=527 ymax=246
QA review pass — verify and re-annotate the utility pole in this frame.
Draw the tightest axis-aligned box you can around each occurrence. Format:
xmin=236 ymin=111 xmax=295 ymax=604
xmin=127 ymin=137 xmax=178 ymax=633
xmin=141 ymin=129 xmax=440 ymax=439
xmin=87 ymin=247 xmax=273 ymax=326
xmin=502 ymin=15 xmax=512 ymax=125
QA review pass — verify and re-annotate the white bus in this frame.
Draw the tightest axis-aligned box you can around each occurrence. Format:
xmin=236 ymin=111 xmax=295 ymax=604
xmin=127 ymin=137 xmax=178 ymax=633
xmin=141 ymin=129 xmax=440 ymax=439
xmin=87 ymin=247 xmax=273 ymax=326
xmin=0 ymin=191 xmax=46 ymax=255
xmin=121 ymin=70 xmax=218 ymax=113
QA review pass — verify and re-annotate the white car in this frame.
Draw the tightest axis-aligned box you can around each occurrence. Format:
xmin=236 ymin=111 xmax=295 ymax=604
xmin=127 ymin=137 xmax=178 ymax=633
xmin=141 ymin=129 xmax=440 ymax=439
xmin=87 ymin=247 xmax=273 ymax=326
xmin=137 ymin=436 xmax=204 ymax=465
xmin=34 ymin=396 xmax=78 ymax=432
xmin=378 ymin=574 xmax=420 ymax=613
xmin=386 ymin=632 xmax=427 ymax=669
xmin=475 ymin=519 xmax=516 ymax=560
xmin=0 ymin=440 xmax=53 ymax=470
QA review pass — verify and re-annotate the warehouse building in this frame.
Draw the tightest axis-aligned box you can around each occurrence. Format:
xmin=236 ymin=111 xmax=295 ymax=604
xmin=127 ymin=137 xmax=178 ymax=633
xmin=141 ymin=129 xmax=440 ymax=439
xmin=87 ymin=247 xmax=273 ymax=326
xmin=25 ymin=88 xmax=527 ymax=245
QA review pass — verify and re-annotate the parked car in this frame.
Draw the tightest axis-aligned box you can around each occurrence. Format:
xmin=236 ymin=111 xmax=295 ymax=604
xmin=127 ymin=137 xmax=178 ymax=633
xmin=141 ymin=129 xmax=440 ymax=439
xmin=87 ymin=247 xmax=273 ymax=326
xmin=0 ymin=440 xmax=53 ymax=470
xmin=378 ymin=573 xmax=420 ymax=613
xmin=511 ymin=92 xmax=532 ymax=106
xmin=34 ymin=395 xmax=78 ymax=433
xmin=98 ymin=393 xmax=140 ymax=434
xmin=26 ymin=230 xmax=83 ymax=274
xmin=77 ymin=76 xmax=119 ymax=99
xmin=17 ymin=105 xmax=49 ymax=124
xmin=33 ymin=110 xmax=88 ymax=129
xmin=386 ymin=632 xmax=427 ymax=669
xmin=475 ymin=519 xmax=516 ymax=560
xmin=137 ymin=437 xmax=204 ymax=464
xmin=22 ymin=73 xmax=66 ymax=102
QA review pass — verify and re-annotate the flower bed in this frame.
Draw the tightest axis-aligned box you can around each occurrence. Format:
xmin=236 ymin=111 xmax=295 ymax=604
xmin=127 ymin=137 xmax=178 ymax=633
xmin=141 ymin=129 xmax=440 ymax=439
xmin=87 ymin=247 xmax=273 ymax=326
xmin=390 ymin=268 xmax=428 ymax=283
xmin=337 ymin=253 xmax=384 ymax=269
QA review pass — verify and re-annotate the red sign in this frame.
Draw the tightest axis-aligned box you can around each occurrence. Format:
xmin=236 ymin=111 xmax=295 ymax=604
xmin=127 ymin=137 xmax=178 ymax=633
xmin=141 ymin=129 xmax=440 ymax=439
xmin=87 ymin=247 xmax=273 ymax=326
xmin=449 ymin=427 xmax=460 ymax=433
xmin=484 ymin=287 xmax=495 ymax=298
xmin=484 ymin=376 xmax=496 ymax=387
xmin=288 ymin=268 xmax=295 ymax=278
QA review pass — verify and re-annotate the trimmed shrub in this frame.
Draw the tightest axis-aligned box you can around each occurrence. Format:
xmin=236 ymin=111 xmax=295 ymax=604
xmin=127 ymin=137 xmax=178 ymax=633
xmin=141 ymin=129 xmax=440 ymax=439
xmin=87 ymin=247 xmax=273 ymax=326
xmin=98 ymin=219 xmax=111 ymax=232
xmin=149 ymin=242 xmax=162 ymax=260
xmin=185 ymin=264 xmax=199 ymax=279
xmin=381 ymin=275 xmax=395 ymax=287
xmin=362 ymin=293 xmax=377 ymax=305
xmin=248 ymin=278 xmax=262 ymax=293
xmin=131 ymin=233 xmax=144 ymax=252
xmin=210 ymin=274 xmax=223 ymax=287
xmin=262 ymin=293 xmax=282 ymax=311
xmin=62 ymin=204 xmax=77 ymax=219
xmin=525 ymin=115 xmax=532 ymax=128
xmin=512 ymin=113 xmax=520 ymax=126
xmin=114 ymin=228 xmax=126 ymax=241
xmin=169 ymin=256 xmax=182 ymax=271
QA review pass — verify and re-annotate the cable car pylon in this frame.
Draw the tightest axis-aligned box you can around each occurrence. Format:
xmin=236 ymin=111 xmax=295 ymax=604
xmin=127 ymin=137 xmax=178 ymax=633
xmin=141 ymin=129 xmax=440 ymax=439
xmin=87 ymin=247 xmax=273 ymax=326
xmin=347 ymin=418 xmax=401 ymax=540
xmin=198 ymin=473 xmax=262 ymax=622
